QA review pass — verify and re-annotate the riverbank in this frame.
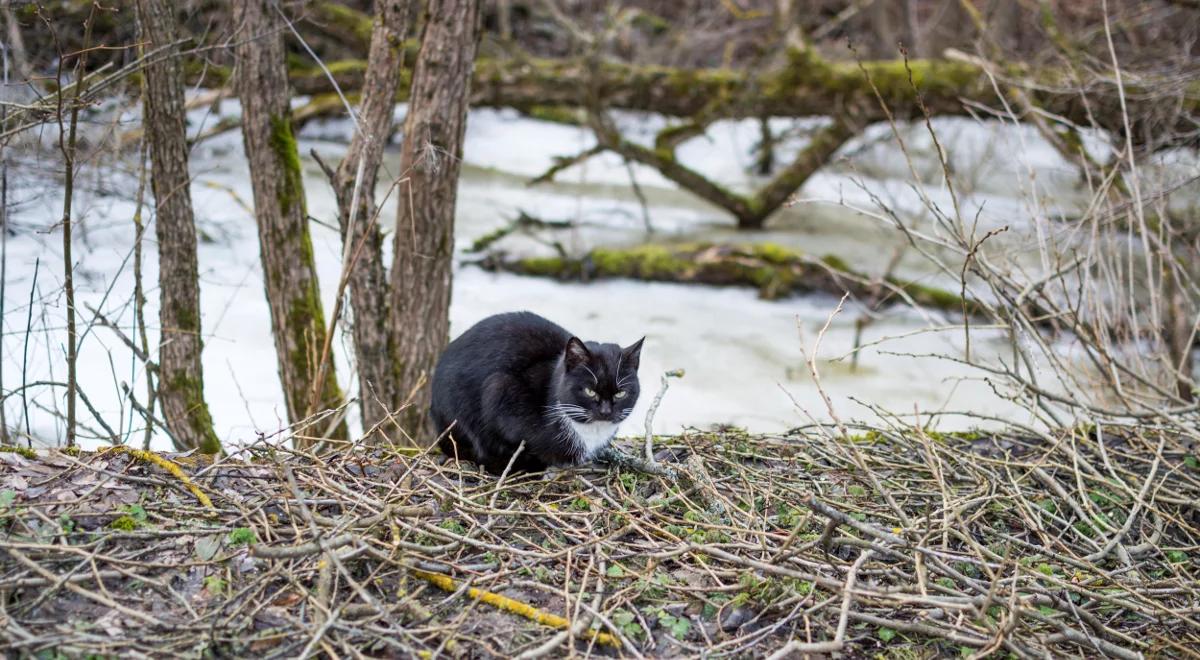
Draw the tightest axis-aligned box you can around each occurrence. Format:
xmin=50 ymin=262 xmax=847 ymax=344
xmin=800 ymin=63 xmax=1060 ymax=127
xmin=1 ymin=425 xmax=1195 ymax=657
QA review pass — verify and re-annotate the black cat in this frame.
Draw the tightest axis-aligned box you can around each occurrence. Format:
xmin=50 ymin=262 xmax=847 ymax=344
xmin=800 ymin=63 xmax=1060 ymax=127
xmin=430 ymin=312 xmax=643 ymax=473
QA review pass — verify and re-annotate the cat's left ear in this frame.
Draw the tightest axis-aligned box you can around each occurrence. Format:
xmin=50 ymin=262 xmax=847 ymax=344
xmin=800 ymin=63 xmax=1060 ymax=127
xmin=565 ymin=336 xmax=592 ymax=371
xmin=622 ymin=337 xmax=645 ymax=371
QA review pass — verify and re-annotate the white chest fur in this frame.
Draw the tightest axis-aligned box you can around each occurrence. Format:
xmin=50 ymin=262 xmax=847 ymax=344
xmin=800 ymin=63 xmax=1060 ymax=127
xmin=568 ymin=420 xmax=619 ymax=458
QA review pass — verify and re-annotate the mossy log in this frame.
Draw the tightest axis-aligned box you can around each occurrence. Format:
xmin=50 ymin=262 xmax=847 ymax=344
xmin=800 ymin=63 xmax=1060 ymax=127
xmin=276 ymin=45 xmax=1196 ymax=150
xmin=477 ymin=242 xmax=983 ymax=314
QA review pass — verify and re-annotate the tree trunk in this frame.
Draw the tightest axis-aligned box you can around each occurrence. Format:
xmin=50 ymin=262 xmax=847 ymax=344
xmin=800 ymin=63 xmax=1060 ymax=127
xmin=328 ymin=0 xmax=414 ymax=438
xmin=388 ymin=0 xmax=483 ymax=441
xmin=135 ymin=0 xmax=221 ymax=453
xmin=234 ymin=0 xmax=348 ymax=442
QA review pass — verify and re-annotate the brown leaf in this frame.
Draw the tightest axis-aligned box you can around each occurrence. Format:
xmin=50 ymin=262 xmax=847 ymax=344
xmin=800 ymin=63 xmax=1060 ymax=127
xmin=271 ymin=591 xmax=303 ymax=607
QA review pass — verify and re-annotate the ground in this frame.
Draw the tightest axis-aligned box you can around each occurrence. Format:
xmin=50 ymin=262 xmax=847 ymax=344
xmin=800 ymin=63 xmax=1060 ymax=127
xmin=0 ymin=427 xmax=1196 ymax=658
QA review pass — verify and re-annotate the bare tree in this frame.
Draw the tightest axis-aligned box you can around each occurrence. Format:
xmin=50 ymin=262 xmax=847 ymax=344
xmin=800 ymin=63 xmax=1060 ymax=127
xmin=321 ymin=0 xmax=415 ymax=438
xmin=234 ymin=0 xmax=347 ymax=440
xmin=388 ymin=0 xmax=483 ymax=438
xmin=135 ymin=0 xmax=221 ymax=453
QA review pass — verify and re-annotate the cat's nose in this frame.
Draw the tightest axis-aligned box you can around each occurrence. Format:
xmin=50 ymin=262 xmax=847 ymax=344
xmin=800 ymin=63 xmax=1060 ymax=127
xmin=599 ymin=401 xmax=612 ymax=417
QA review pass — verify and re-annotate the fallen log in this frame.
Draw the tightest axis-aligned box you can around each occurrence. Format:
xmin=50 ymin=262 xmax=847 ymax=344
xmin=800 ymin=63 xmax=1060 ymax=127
xmin=475 ymin=241 xmax=982 ymax=315
xmin=277 ymin=48 xmax=1198 ymax=150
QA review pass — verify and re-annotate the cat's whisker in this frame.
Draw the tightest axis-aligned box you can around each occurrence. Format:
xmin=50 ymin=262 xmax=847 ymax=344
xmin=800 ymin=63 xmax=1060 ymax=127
xmin=581 ymin=365 xmax=599 ymax=384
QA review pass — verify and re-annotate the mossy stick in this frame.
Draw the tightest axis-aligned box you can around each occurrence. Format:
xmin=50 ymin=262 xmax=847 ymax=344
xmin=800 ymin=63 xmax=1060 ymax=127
xmin=410 ymin=569 xmax=621 ymax=648
xmin=104 ymin=446 xmax=214 ymax=509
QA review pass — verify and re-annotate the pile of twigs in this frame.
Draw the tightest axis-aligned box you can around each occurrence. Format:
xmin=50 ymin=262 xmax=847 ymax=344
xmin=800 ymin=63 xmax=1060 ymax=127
xmin=0 ymin=425 xmax=1197 ymax=658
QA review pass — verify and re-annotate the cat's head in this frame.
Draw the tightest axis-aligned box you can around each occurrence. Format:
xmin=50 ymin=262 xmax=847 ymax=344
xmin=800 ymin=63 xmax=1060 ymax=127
xmin=552 ymin=336 xmax=644 ymax=423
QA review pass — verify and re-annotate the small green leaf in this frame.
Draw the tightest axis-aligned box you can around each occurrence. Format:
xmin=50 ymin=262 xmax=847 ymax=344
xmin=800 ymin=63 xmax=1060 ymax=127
xmin=1166 ymin=550 xmax=1188 ymax=563
xmin=606 ymin=564 xmax=625 ymax=578
xmin=124 ymin=504 xmax=148 ymax=524
xmin=877 ymin=626 xmax=897 ymax=642
xmin=0 ymin=489 xmax=15 ymax=509
xmin=1036 ymin=563 xmax=1055 ymax=576
xmin=228 ymin=527 xmax=256 ymax=546
xmin=847 ymin=485 xmax=867 ymax=497
xmin=850 ymin=512 xmax=867 ymax=522
xmin=203 ymin=575 xmax=226 ymax=595
xmin=1038 ymin=605 xmax=1057 ymax=616
xmin=1184 ymin=455 xmax=1198 ymax=470
xmin=659 ymin=613 xmax=691 ymax=639
xmin=1036 ymin=499 xmax=1056 ymax=514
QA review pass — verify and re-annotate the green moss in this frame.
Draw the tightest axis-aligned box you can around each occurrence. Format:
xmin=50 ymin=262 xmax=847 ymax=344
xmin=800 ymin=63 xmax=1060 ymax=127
xmin=168 ymin=373 xmax=222 ymax=455
xmin=228 ymin=527 xmax=257 ymax=546
xmin=0 ymin=445 xmax=37 ymax=459
xmin=517 ymin=256 xmax=569 ymax=277
xmin=523 ymin=105 xmax=584 ymax=126
xmin=325 ymin=59 xmax=370 ymax=77
xmin=750 ymin=242 xmax=798 ymax=265
xmin=283 ymin=279 xmax=345 ymax=431
xmin=268 ymin=115 xmax=305 ymax=216
xmin=181 ymin=59 xmax=232 ymax=87
xmin=631 ymin=10 xmax=671 ymax=35
xmin=892 ymin=279 xmax=971 ymax=312
xmin=173 ymin=301 xmax=200 ymax=335
xmin=109 ymin=515 xmax=139 ymax=531
xmin=819 ymin=254 xmax=850 ymax=272
xmin=468 ymin=225 xmax=512 ymax=253
xmin=311 ymin=2 xmax=374 ymax=46
xmin=592 ymin=245 xmax=691 ymax=279
xmin=654 ymin=122 xmax=705 ymax=150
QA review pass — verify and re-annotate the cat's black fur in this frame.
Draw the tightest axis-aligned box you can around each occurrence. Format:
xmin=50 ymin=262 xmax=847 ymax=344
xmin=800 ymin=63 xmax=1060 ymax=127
xmin=430 ymin=312 xmax=644 ymax=473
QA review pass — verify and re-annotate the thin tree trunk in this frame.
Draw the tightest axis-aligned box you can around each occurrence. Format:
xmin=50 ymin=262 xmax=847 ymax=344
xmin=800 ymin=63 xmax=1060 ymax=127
xmin=136 ymin=0 xmax=221 ymax=453
xmin=388 ymin=0 xmax=483 ymax=441
xmin=234 ymin=0 xmax=348 ymax=442
xmin=328 ymin=0 xmax=414 ymax=438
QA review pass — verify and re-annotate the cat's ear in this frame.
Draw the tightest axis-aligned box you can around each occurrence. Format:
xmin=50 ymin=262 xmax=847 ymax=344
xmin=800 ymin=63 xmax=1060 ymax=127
xmin=622 ymin=337 xmax=645 ymax=371
xmin=564 ymin=337 xmax=591 ymax=370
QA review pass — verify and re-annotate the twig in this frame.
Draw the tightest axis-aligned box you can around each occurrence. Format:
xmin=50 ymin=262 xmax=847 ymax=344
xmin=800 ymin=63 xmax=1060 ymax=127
xmin=643 ymin=368 xmax=684 ymax=463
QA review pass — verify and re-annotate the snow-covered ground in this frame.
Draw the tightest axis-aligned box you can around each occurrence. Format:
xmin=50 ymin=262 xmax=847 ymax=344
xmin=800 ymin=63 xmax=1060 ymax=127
xmin=5 ymin=97 xmax=1191 ymax=449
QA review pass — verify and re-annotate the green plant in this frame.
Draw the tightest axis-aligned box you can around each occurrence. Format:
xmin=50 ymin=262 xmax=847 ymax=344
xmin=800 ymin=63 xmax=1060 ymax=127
xmin=656 ymin=610 xmax=691 ymax=639
xmin=228 ymin=527 xmax=256 ymax=546
xmin=611 ymin=609 xmax=643 ymax=639
xmin=203 ymin=575 xmax=226 ymax=595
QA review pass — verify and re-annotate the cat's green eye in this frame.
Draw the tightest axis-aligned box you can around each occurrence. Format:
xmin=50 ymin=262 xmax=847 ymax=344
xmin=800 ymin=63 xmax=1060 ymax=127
xmin=614 ymin=390 xmax=628 ymax=400
xmin=583 ymin=387 xmax=598 ymax=398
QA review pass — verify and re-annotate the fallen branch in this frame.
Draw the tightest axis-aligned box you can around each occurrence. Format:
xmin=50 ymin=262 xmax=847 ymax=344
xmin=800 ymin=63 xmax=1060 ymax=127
xmin=479 ymin=242 xmax=983 ymax=313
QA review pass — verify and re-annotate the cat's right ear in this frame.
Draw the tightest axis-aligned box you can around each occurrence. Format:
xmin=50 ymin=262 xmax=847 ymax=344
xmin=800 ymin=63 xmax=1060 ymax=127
xmin=564 ymin=337 xmax=591 ymax=370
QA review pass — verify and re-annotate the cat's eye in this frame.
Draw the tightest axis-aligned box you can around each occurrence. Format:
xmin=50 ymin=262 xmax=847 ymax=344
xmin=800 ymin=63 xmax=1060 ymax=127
xmin=583 ymin=387 xmax=598 ymax=398
xmin=614 ymin=390 xmax=628 ymax=400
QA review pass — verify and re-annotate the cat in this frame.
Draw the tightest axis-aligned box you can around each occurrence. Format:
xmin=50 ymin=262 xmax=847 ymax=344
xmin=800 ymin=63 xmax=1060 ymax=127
xmin=430 ymin=311 xmax=643 ymax=473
